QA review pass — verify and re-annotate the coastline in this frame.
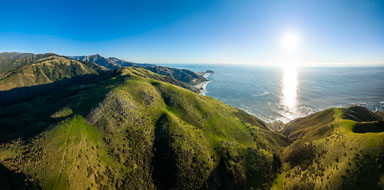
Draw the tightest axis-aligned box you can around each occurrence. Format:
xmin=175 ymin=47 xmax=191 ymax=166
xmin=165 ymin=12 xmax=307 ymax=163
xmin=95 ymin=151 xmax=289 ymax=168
xmin=194 ymin=80 xmax=211 ymax=95
xmin=194 ymin=72 xmax=212 ymax=95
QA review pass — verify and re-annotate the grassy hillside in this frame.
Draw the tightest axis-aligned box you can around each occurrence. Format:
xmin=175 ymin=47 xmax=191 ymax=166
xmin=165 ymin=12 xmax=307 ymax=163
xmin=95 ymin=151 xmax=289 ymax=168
xmin=0 ymin=54 xmax=108 ymax=105
xmin=0 ymin=52 xmax=35 ymax=78
xmin=71 ymin=54 xmax=208 ymax=85
xmin=0 ymin=54 xmax=106 ymax=91
xmin=272 ymin=106 xmax=384 ymax=190
xmin=2 ymin=53 xmax=383 ymax=189
xmin=0 ymin=67 xmax=287 ymax=190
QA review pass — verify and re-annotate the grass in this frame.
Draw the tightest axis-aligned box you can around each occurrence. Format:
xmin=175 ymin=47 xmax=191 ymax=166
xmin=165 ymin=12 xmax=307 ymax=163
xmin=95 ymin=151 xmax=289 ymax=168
xmin=277 ymin=106 xmax=384 ymax=189
xmin=0 ymin=54 xmax=105 ymax=91
xmin=0 ymin=67 xmax=287 ymax=189
xmin=1 ymin=64 xmax=382 ymax=189
xmin=51 ymin=107 xmax=74 ymax=118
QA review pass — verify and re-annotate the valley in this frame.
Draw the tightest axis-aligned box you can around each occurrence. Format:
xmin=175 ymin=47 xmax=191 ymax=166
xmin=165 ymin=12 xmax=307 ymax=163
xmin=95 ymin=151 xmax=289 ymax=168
xmin=0 ymin=53 xmax=383 ymax=189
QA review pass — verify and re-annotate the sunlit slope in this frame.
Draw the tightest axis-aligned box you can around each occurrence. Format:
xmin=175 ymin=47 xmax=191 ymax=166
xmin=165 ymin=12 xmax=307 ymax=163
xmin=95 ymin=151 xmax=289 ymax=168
xmin=0 ymin=54 xmax=106 ymax=90
xmin=71 ymin=54 xmax=207 ymax=85
xmin=0 ymin=67 xmax=287 ymax=190
xmin=0 ymin=54 xmax=107 ymax=105
xmin=273 ymin=106 xmax=384 ymax=189
xmin=0 ymin=52 xmax=35 ymax=78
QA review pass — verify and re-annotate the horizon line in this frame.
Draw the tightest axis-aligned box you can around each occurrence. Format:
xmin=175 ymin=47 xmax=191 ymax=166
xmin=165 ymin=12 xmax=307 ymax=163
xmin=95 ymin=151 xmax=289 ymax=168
xmin=1 ymin=51 xmax=383 ymax=67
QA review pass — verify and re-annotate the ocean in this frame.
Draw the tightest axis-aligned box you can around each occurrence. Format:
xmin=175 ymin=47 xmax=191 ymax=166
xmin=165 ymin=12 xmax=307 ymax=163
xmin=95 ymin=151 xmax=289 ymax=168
xmin=160 ymin=64 xmax=384 ymax=123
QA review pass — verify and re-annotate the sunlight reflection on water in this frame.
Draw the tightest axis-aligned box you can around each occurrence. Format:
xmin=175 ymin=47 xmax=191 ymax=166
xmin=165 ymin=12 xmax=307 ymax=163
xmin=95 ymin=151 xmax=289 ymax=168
xmin=281 ymin=67 xmax=298 ymax=120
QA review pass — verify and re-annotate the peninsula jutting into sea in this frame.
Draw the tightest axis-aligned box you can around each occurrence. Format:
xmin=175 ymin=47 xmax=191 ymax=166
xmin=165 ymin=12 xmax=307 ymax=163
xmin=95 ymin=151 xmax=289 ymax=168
xmin=1 ymin=0 xmax=384 ymax=189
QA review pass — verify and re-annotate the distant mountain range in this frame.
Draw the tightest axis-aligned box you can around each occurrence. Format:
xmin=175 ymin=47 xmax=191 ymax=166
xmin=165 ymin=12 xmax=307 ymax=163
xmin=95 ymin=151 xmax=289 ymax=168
xmin=0 ymin=52 xmax=383 ymax=190
xmin=0 ymin=52 xmax=208 ymax=105
xmin=71 ymin=54 xmax=207 ymax=85
xmin=70 ymin=54 xmax=144 ymax=69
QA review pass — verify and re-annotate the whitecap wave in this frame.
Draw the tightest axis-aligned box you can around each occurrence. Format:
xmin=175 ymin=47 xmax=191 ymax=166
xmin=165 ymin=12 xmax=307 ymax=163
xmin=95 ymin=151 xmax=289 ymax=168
xmin=252 ymin=91 xmax=272 ymax=97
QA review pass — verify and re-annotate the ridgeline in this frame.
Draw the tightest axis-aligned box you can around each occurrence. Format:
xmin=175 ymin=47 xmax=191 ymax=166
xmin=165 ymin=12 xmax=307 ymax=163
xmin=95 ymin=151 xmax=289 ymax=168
xmin=0 ymin=52 xmax=383 ymax=190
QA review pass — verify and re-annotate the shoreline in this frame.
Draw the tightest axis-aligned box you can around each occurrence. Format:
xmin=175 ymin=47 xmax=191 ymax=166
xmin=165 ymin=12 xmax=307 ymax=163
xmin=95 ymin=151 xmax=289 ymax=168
xmin=194 ymin=72 xmax=212 ymax=95
xmin=194 ymin=80 xmax=211 ymax=95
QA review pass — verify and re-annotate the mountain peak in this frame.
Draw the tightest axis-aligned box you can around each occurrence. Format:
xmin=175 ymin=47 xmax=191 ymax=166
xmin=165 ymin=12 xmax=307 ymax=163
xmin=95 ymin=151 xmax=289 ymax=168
xmin=92 ymin=53 xmax=102 ymax=57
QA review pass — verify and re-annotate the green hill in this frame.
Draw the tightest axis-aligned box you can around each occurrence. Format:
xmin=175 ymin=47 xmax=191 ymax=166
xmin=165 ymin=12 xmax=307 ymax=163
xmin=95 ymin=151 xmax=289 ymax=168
xmin=0 ymin=53 xmax=108 ymax=105
xmin=1 ymin=53 xmax=384 ymax=189
xmin=0 ymin=67 xmax=287 ymax=190
xmin=0 ymin=52 xmax=35 ymax=78
xmin=71 ymin=54 xmax=208 ymax=85
xmin=272 ymin=106 xmax=384 ymax=190
xmin=0 ymin=54 xmax=107 ymax=91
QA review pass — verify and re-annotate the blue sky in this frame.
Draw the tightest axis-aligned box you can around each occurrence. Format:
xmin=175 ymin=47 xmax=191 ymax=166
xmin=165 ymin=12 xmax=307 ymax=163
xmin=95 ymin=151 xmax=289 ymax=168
xmin=0 ymin=0 xmax=383 ymax=65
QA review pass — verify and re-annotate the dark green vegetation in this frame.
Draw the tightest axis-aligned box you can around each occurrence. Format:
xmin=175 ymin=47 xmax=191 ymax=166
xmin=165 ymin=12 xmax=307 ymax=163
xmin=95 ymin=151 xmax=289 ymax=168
xmin=0 ymin=53 xmax=383 ymax=189
xmin=71 ymin=54 xmax=207 ymax=85
xmin=0 ymin=65 xmax=287 ymax=189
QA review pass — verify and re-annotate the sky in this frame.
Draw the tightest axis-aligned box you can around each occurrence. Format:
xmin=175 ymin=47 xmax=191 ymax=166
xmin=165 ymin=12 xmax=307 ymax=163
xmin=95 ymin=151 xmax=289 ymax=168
xmin=0 ymin=0 xmax=384 ymax=66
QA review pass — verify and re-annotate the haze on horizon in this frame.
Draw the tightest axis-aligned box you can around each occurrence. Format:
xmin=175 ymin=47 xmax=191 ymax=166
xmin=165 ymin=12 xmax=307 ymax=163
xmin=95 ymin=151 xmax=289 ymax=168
xmin=1 ymin=0 xmax=383 ymax=66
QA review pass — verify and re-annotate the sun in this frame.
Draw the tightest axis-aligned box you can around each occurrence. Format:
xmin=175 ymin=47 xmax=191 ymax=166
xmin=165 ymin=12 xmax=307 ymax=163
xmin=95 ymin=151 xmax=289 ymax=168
xmin=280 ymin=32 xmax=300 ymax=52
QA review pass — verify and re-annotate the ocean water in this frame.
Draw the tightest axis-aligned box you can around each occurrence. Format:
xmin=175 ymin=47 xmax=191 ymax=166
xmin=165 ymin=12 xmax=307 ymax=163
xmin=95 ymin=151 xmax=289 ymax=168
xmin=160 ymin=64 xmax=384 ymax=123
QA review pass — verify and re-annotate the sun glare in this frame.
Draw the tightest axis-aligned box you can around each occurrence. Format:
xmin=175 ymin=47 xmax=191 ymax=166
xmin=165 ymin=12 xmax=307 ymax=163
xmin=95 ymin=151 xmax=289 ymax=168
xmin=281 ymin=67 xmax=298 ymax=121
xmin=280 ymin=32 xmax=300 ymax=52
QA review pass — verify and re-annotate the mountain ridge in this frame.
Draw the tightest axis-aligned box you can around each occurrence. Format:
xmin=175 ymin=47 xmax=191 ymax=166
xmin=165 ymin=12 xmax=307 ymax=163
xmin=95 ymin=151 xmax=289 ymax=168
xmin=0 ymin=52 xmax=208 ymax=105
xmin=0 ymin=52 xmax=383 ymax=189
xmin=0 ymin=67 xmax=288 ymax=189
xmin=70 ymin=54 xmax=208 ymax=85
xmin=0 ymin=53 xmax=108 ymax=105
xmin=272 ymin=106 xmax=384 ymax=189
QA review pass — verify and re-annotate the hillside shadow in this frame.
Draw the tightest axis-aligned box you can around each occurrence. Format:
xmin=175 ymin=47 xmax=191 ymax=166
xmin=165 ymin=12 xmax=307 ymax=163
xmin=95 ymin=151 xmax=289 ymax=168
xmin=0 ymin=72 xmax=122 ymax=143
xmin=151 ymin=113 xmax=232 ymax=189
xmin=342 ymin=151 xmax=384 ymax=189
xmin=206 ymin=158 xmax=235 ymax=190
xmin=151 ymin=112 xmax=281 ymax=189
xmin=341 ymin=106 xmax=380 ymax=122
xmin=352 ymin=121 xmax=384 ymax=133
xmin=0 ymin=163 xmax=40 ymax=190
xmin=151 ymin=113 xmax=178 ymax=190
xmin=0 ymin=74 xmax=102 ymax=105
